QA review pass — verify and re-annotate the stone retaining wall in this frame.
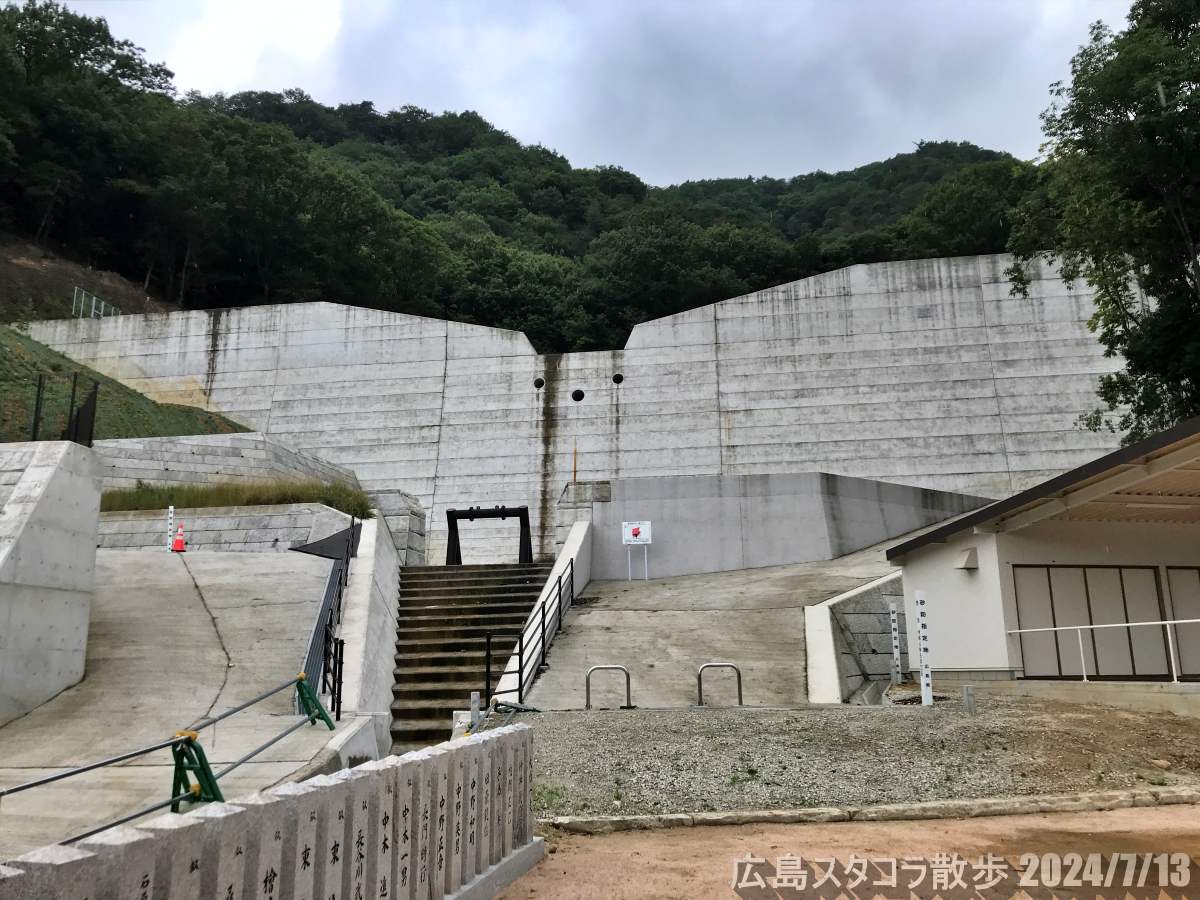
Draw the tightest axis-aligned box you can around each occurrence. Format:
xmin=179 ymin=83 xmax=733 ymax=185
xmin=98 ymin=503 xmax=352 ymax=553
xmin=0 ymin=726 xmax=541 ymax=900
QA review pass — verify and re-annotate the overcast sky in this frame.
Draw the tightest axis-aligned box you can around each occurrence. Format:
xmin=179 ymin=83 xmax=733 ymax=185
xmin=67 ymin=0 xmax=1132 ymax=186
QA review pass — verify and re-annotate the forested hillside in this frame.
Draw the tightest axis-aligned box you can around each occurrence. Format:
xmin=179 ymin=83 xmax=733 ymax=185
xmin=0 ymin=1 xmax=1034 ymax=350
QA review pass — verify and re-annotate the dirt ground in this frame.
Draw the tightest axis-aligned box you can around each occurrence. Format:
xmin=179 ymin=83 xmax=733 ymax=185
xmin=502 ymin=806 xmax=1200 ymax=899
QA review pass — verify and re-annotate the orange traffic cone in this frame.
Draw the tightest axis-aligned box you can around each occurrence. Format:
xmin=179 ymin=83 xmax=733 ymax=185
xmin=171 ymin=524 xmax=186 ymax=553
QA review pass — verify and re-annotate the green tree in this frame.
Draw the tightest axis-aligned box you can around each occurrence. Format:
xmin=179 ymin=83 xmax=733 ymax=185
xmin=1007 ymin=2 xmax=1200 ymax=441
xmin=900 ymin=158 xmax=1034 ymax=257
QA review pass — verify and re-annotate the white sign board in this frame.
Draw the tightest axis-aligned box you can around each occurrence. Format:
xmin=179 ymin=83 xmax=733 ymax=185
xmin=621 ymin=521 xmax=652 ymax=545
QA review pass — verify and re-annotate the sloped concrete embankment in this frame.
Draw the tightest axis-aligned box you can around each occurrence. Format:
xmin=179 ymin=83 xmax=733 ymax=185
xmin=0 ymin=441 xmax=101 ymax=727
xmin=806 ymin=572 xmax=906 ymax=703
xmin=99 ymin=502 xmax=354 ymax=552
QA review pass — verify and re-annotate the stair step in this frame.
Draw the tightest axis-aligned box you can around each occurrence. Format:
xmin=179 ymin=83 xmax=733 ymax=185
xmin=389 ymin=719 xmax=453 ymax=743
xmin=396 ymin=635 xmax=517 ymax=651
xmin=400 ymin=564 xmax=553 ymax=576
xmin=392 ymin=698 xmax=462 ymax=716
xmin=398 ymin=587 xmax=544 ymax=602
xmin=397 ymin=613 xmax=530 ymax=628
xmin=393 ymin=657 xmax=487 ymax=672
xmin=393 ymin=664 xmax=492 ymax=681
xmin=396 ymin=628 xmax=528 ymax=643
xmin=396 ymin=602 xmax=535 ymax=618
xmin=393 ymin=681 xmax=480 ymax=700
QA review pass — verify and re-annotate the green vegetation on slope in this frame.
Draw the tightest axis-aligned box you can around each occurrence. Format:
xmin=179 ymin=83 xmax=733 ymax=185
xmin=100 ymin=478 xmax=373 ymax=519
xmin=0 ymin=1 xmax=1029 ymax=352
xmin=0 ymin=325 xmax=246 ymax=442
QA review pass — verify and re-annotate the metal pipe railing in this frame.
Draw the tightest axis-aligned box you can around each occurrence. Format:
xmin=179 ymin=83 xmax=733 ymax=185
xmin=696 ymin=662 xmax=744 ymax=706
xmin=585 ymin=665 xmax=633 ymax=709
xmin=1007 ymin=617 xmax=1200 ymax=683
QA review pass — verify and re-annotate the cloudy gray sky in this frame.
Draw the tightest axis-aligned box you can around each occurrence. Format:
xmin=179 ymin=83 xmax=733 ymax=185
xmin=68 ymin=0 xmax=1131 ymax=186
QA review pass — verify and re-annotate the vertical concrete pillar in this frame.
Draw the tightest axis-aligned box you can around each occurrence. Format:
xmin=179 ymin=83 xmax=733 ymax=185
xmin=354 ymin=757 xmax=399 ymax=900
xmin=428 ymin=746 xmax=451 ymax=898
xmin=187 ymin=801 xmax=249 ymax=899
xmin=478 ymin=737 xmax=493 ymax=872
xmin=413 ymin=750 xmax=435 ymax=900
xmin=137 ymin=811 xmax=207 ymax=900
xmin=267 ymin=780 xmax=322 ymax=900
xmin=303 ymin=773 xmax=351 ymax=900
xmin=333 ymin=766 xmax=374 ymax=900
xmin=228 ymin=792 xmax=286 ymax=900
xmin=394 ymin=752 xmax=423 ymax=900
xmin=491 ymin=736 xmax=506 ymax=866
xmin=522 ymin=724 xmax=535 ymax=847
xmin=78 ymin=825 xmax=157 ymax=900
xmin=502 ymin=737 xmax=515 ymax=857
xmin=512 ymin=731 xmax=528 ymax=847
xmin=447 ymin=742 xmax=465 ymax=895
xmin=461 ymin=737 xmax=483 ymax=884
xmin=6 ymin=845 xmax=98 ymax=900
xmin=0 ymin=864 xmax=25 ymax=900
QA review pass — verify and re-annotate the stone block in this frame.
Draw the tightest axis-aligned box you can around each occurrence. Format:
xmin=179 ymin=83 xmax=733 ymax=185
xmin=136 ymin=810 xmax=208 ymax=900
xmin=354 ymin=755 xmax=405 ymax=900
xmin=412 ymin=750 xmax=437 ymax=900
xmin=332 ymin=766 xmax=374 ymax=900
xmin=446 ymin=743 xmax=467 ymax=895
xmin=0 ymin=865 xmax=25 ymax=900
xmin=460 ymin=737 xmax=484 ymax=884
xmin=7 ymin=845 xmax=99 ymax=900
xmin=186 ymin=801 xmax=249 ymax=899
xmin=267 ymin=779 xmax=322 ymax=900
xmin=78 ymin=824 xmax=157 ymax=900
xmin=428 ymin=746 xmax=452 ymax=897
xmin=301 ymin=773 xmax=351 ymax=900
xmin=227 ymin=792 xmax=287 ymax=900
xmin=478 ymin=737 xmax=494 ymax=872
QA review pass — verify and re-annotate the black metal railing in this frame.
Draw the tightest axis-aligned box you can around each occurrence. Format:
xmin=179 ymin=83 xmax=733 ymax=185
xmin=0 ymin=675 xmax=333 ymax=845
xmin=296 ymin=519 xmax=359 ymax=721
xmin=28 ymin=372 xmax=99 ymax=447
xmin=484 ymin=556 xmax=576 ymax=706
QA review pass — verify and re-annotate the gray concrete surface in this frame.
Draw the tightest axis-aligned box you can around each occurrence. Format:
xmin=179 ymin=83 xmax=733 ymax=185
xmin=526 ymin=542 xmax=896 ymax=710
xmin=29 ymin=253 xmax=1122 ymax=564
xmin=98 ymin=502 xmax=352 ymax=552
xmin=0 ymin=549 xmax=341 ymax=857
xmin=94 ymin=433 xmax=428 ymax=561
xmin=560 ymin=472 xmax=985 ymax=579
xmin=0 ymin=442 xmax=101 ymax=727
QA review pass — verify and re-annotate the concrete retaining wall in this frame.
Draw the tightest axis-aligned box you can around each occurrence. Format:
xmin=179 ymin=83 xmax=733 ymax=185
xmin=29 ymin=253 xmax=1124 ymax=564
xmin=93 ymin=432 xmax=429 ymax=560
xmin=0 ymin=726 xmax=542 ymax=900
xmin=94 ymin=432 xmax=360 ymax=490
xmin=98 ymin=503 xmax=353 ymax=552
xmin=562 ymin=473 xmax=983 ymax=580
xmin=0 ymin=442 xmax=102 ymax=727
xmin=338 ymin=516 xmax=403 ymax=757
xmin=807 ymin=573 xmax=904 ymax=703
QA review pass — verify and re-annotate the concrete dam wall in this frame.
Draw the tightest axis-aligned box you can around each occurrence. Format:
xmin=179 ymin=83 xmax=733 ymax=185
xmin=27 ymin=252 xmax=1123 ymax=563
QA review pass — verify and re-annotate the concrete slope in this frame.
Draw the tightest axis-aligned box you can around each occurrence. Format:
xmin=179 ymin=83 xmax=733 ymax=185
xmin=526 ymin=542 xmax=895 ymax=710
xmin=0 ymin=549 xmax=337 ymax=857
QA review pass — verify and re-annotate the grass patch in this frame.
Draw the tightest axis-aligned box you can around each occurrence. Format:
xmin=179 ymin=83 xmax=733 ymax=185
xmin=1 ymin=326 xmax=246 ymax=442
xmin=101 ymin=478 xmax=374 ymax=519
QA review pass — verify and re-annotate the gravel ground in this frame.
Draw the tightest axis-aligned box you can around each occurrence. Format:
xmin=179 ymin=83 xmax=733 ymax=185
xmin=487 ymin=696 xmax=1200 ymax=817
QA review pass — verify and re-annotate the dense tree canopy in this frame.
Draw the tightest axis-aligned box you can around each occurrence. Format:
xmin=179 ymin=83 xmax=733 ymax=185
xmin=0 ymin=0 xmax=1047 ymax=352
xmin=1008 ymin=0 xmax=1200 ymax=441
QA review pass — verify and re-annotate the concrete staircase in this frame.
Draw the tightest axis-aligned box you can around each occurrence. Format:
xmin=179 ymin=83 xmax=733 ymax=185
xmin=391 ymin=562 xmax=551 ymax=751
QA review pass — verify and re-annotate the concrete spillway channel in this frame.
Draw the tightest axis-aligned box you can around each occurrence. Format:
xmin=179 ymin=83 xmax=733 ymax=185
xmin=391 ymin=563 xmax=552 ymax=750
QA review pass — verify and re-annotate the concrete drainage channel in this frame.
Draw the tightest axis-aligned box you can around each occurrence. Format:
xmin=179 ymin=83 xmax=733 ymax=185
xmin=541 ymin=786 xmax=1200 ymax=835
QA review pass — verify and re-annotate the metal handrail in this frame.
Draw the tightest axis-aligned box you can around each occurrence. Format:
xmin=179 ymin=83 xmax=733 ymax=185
xmin=1007 ymin=617 xmax=1200 ymax=683
xmin=485 ymin=555 xmax=579 ymax=708
xmin=298 ymin=520 xmax=357 ymax=720
xmin=696 ymin=662 xmax=744 ymax=706
xmin=0 ymin=674 xmax=334 ymax=844
xmin=585 ymin=665 xmax=633 ymax=709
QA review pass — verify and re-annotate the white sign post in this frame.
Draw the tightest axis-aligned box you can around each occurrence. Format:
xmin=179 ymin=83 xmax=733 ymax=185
xmin=621 ymin=521 xmax=651 ymax=581
xmin=166 ymin=505 xmax=174 ymax=552
xmin=888 ymin=600 xmax=903 ymax=686
xmin=915 ymin=590 xmax=933 ymax=706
